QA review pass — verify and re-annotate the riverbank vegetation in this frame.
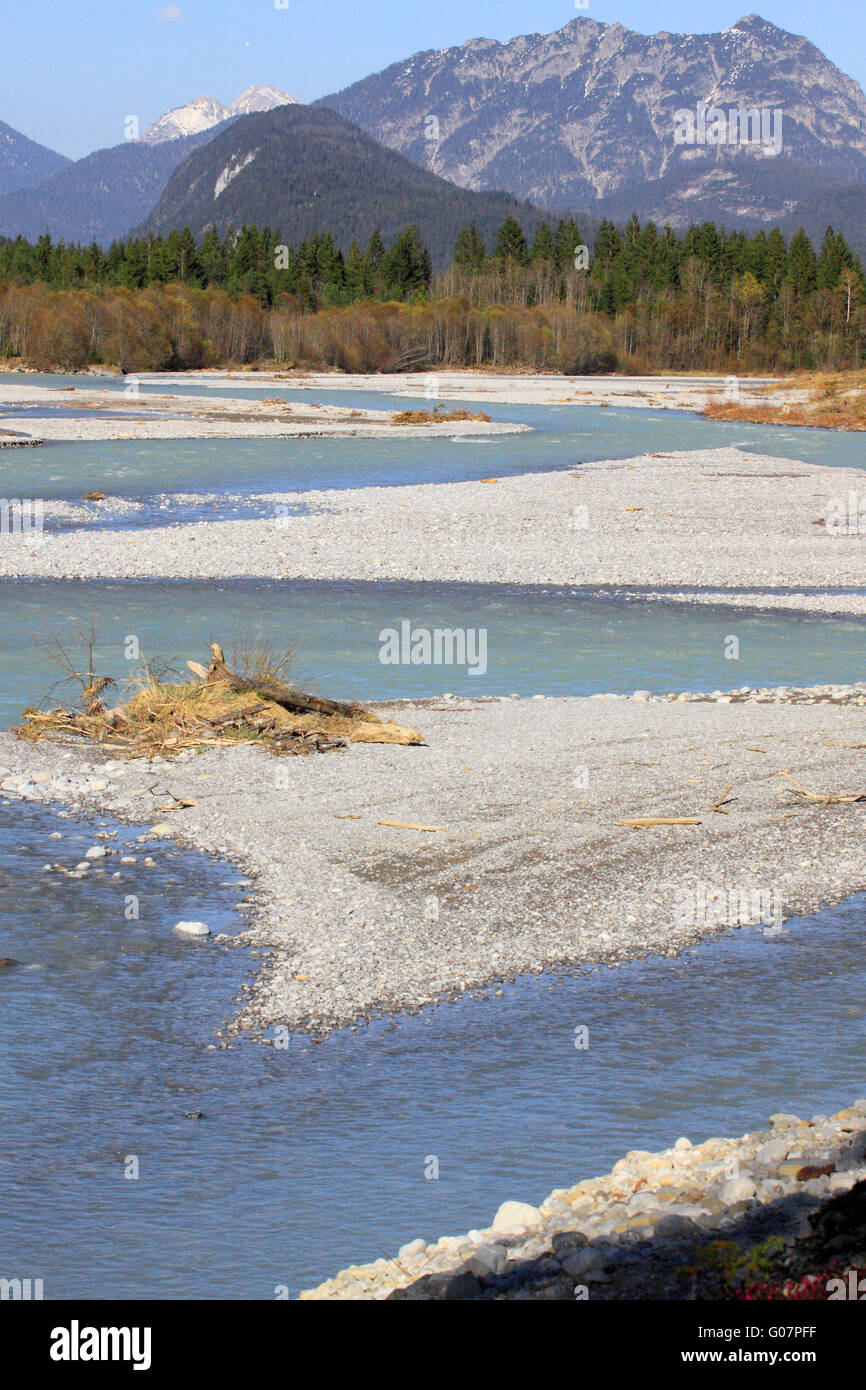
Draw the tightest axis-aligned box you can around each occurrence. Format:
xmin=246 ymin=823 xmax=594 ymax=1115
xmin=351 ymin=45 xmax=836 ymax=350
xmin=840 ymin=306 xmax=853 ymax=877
xmin=0 ymin=217 xmax=863 ymax=375
xmin=705 ymin=369 xmax=866 ymax=429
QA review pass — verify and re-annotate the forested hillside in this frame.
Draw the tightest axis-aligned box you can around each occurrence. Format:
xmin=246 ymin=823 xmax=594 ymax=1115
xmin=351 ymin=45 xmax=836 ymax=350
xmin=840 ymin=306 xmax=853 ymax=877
xmin=0 ymin=215 xmax=862 ymax=375
xmin=140 ymin=104 xmax=566 ymax=267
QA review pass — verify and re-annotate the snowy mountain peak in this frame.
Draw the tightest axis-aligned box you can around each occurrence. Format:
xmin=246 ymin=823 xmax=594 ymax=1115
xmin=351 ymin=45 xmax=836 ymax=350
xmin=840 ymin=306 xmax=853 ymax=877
xmin=142 ymin=87 xmax=300 ymax=143
xmin=229 ymin=85 xmax=300 ymax=117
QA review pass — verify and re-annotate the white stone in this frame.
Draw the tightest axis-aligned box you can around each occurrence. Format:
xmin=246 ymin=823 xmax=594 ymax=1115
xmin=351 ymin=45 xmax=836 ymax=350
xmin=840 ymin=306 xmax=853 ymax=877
xmin=828 ymin=1174 xmax=855 ymax=1193
xmin=84 ymin=846 xmax=107 ymax=860
xmin=173 ymin=920 xmax=211 ymax=937
xmin=718 ymin=1177 xmax=757 ymax=1203
xmin=491 ymin=1200 xmax=543 ymax=1234
xmin=397 ymin=1238 xmax=427 ymax=1260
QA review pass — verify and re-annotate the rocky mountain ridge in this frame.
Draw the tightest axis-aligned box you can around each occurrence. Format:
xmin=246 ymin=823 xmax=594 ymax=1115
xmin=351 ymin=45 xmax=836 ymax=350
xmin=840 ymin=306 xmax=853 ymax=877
xmin=318 ymin=14 xmax=866 ymax=230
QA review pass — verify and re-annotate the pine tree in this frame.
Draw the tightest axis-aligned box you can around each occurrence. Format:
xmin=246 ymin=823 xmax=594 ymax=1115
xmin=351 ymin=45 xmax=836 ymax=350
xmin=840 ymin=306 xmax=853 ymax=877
xmin=553 ymin=217 xmax=583 ymax=271
xmin=592 ymin=220 xmax=621 ymax=267
xmin=383 ymin=226 xmax=432 ymax=299
xmin=530 ymin=222 xmax=555 ymax=263
xmin=198 ymin=228 xmax=227 ymax=286
xmin=454 ymin=222 xmax=487 ymax=268
xmin=493 ymin=217 xmax=530 ymax=266
xmin=786 ymin=227 xmax=817 ymax=295
xmin=765 ymin=227 xmax=788 ymax=291
xmin=344 ymin=240 xmax=365 ymax=300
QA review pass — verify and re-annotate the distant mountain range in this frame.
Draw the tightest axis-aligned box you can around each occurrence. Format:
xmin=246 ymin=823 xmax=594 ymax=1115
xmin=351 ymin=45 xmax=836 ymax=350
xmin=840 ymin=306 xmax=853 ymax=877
xmin=0 ymin=86 xmax=298 ymax=245
xmin=140 ymin=104 xmax=570 ymax=266
xmin=318 ymin=14 xmax=866 ymax=253
xmin=3 ymin=16 xmax=866 ymax=259
xmin=0 ymin=129 xmax=225 ymax=245
xmin=142 ymin=85 xmax=299 ymax=142
xmin=0 ymin=118 xmax=70 ymax=197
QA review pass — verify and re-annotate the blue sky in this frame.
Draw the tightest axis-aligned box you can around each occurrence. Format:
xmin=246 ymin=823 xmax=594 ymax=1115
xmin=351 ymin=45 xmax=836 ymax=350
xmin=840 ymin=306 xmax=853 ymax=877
xmin=5 ymin=0 xmax=865 ymax=158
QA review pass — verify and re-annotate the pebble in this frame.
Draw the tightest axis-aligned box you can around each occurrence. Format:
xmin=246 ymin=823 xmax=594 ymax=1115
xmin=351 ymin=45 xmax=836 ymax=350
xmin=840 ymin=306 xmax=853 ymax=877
xmin=397 ymin=1238 xmax=426 ymax=1260
xmin=173 ymin=921 xmax=211 ymax=937
xmin=491 ymin=1200 xmax=543 ymax=1234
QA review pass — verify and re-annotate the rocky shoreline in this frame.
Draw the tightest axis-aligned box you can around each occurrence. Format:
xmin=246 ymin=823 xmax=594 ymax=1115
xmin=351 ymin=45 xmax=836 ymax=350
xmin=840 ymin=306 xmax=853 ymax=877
xmin=300 ymin=1102 xmax=866 ymax=1299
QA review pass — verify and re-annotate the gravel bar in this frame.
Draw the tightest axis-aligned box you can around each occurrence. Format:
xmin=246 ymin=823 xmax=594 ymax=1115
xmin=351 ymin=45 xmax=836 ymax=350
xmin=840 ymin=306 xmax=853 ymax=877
xmin=124 ymin=368 xmax=781 ymax=412
xmin=0 ymin=381 xmax=527 ymax=442
xmin=2 ymin=448 xmax=864 ymax=610
xmin=2 ymin=687 xmax=866 ymax=1039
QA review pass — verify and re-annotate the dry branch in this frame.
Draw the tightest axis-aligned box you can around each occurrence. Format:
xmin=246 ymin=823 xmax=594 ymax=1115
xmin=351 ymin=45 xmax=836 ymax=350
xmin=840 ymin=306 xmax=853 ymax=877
xmin=778 ymin=771 xmax=866 ymax=805
xmin=377 ymin=819 xmax=446 ymax=832
xmin=619 ymin=817 xmax=702 ymax=829
xmin=205 ymin=643 xmax=372 ymax=721
xmin=709 ymin=784 xmax=734 ymax=814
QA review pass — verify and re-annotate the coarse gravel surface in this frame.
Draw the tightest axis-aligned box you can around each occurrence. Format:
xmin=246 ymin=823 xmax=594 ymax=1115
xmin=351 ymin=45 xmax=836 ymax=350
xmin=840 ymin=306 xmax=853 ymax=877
xmin=0 ymin=381 xmax=526 ymax=442
xmin=2 ymin=688 xmax=866 ymax=1039
xmin=1 ymin=449 xmax=863 ymax=609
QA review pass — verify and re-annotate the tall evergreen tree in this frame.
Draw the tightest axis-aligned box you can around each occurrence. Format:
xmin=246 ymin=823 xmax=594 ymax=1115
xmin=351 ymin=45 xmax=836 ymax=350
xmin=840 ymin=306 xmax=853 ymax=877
xmin=786 ymin=227 xmax=818 ymax=295
xmin=493 ymin=217 xmax=530 ymax=266
xmin=454 ymin=222 xmax=487 ymax=268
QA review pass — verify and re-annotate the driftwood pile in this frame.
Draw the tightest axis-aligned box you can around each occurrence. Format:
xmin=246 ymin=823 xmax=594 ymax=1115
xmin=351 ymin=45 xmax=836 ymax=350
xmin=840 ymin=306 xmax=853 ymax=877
xmin=18 ymin=642 xmax=423 ymax=758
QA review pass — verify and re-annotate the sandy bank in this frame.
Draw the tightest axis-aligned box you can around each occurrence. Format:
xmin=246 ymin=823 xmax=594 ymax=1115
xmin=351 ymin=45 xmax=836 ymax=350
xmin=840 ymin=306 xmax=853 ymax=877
xmin=2 ymin=689 xmax=866 ymax=1038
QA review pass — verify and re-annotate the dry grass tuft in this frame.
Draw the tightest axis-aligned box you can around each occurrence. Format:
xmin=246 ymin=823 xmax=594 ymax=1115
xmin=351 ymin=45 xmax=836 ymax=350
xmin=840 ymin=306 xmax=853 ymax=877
xmin=704 ymin=370 xmax=866 ymax=430
xmin=17 ymin=634 xmax=424 ymax=757
xmin=391 ymin=407 xmax=491 ymax=425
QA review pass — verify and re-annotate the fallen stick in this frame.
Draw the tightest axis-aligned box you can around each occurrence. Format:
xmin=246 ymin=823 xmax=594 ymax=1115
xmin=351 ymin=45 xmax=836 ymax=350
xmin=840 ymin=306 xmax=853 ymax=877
xmin=709 ymin=784 xmax=734 ymax=814
xmin=198 ymin=704 xmax=264 ymax=727
xmin=377 ymin=819 xmax=446 ymax=832
xmin=619 ymin=817 xmax=702 ymax=828
xmin=778 ymin=770 xmax=866 ymax=804
xmin=205 ymin=643 xmax=371 ymax=721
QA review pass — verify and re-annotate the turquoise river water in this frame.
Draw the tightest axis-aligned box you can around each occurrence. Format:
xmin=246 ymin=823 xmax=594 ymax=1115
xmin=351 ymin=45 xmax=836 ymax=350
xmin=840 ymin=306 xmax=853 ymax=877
xmin=0 ymin=383 xmax=863 ymax=1297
